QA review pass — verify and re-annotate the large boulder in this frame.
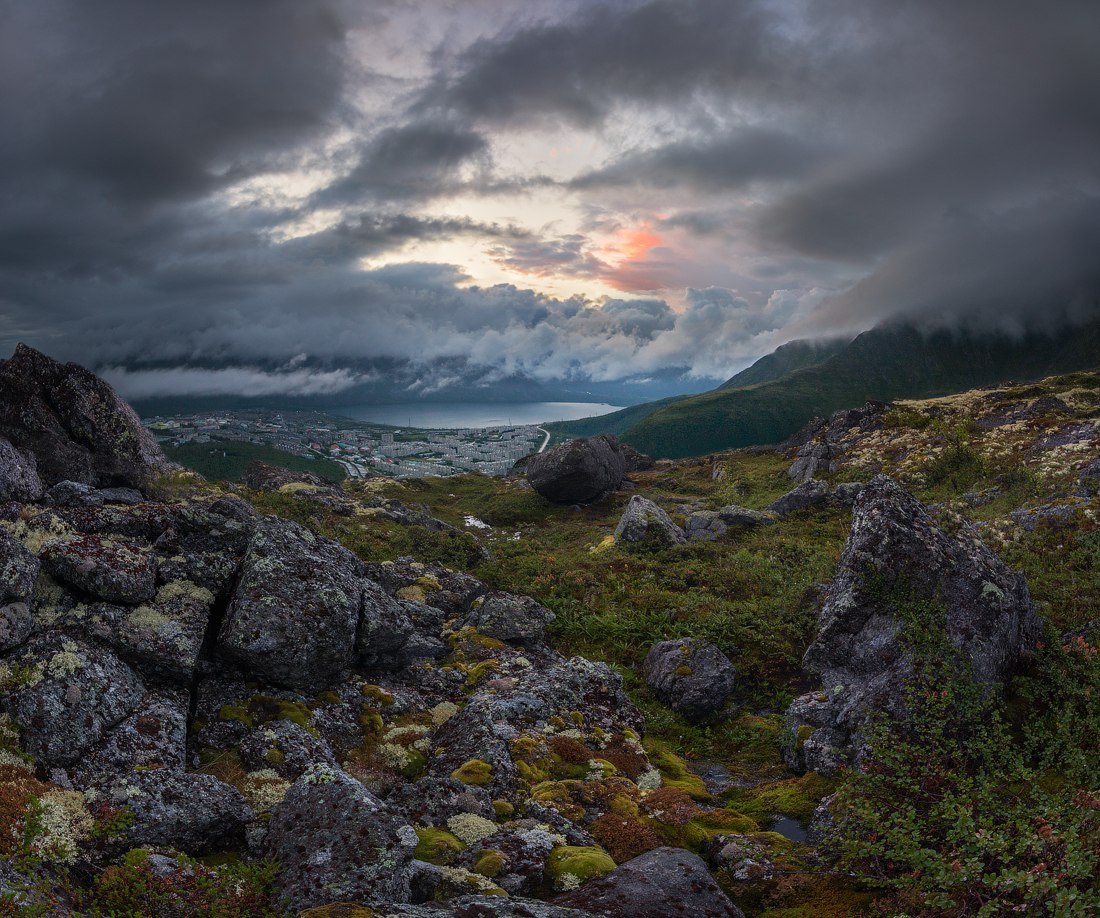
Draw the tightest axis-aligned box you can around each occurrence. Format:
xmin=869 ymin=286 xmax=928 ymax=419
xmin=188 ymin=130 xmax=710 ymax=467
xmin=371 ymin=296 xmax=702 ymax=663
xmin=217 ymin=517 xmax=364 ymax=691
xmin=0 ymin=343 xmax=167 ymax=491
xmin=264 ymin=767 xmax=416 ymax=912
xmin=784 ymin=475 xmax=1041 ymax=772
xmin=554 ymin=847 xmax=744 ymax=917
xmin=644 ymin=638 xmax=735 ymax=723
xmin=526 ymin=435 xmax=626 ymax=504
xmin=613 ymin=495 xmax=686 ymax=548
xmin=0 ymin=436 xmax=43 ymax=502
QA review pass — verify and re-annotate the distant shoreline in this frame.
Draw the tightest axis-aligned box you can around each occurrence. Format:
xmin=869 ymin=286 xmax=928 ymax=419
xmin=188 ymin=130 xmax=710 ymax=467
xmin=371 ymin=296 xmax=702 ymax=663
xmin=333 ymin=401 xmax=623 ymax=430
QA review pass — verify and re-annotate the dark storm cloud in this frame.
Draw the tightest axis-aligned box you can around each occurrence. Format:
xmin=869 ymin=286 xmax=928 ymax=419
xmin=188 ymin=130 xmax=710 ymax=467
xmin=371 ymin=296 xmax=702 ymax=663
xmin=315 ymin=122 xmax=491 ymax=204
xmin=1 ymin=0 xmax=1098 ymax=398
xmin=572 ymin=130 xmax=824 ymax=192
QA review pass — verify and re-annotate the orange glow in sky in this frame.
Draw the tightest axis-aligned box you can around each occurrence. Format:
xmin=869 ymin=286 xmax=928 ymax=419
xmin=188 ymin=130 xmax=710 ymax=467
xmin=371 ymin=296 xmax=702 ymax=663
xmin=599 ymin=223 xmax=663 ymax=267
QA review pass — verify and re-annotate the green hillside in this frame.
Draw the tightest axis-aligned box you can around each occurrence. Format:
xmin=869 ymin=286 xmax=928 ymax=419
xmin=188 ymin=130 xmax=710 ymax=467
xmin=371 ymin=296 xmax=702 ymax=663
xmin=166 ymin=440 xmax=347 ymax=483
xmin=623 ymin=319 xmax=1100 ymax=458
xmin=544 ymin=334 xmax=849 ymax=444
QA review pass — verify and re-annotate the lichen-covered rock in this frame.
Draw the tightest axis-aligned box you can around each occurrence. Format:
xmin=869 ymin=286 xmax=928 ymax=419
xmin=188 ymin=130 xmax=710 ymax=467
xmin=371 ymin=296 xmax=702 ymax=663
xmin=358 ymin=579 xmax=414 ymax=667
xmin=788 ymin=441 xmax=838 ymax=483
xmin=40 ymin=533 xmax=156 ymax=604
xmin=684 ymin=505 xmax=776 ymax=541
xmin=706 ymin=834 xmax=777 ymax=880
xmin=45 ymin=480 xmax=144 ymax=507
xmin=429 ymin=703 xmax=519 ymax=798
xmin=264 ymin=767 xmax=416 ymax=911
xmin=238 ymin=720 xmax=337 ymax=780
xmin=553 ymin=846 xmax=744 ymax=917
xmin=244 ymin=460 xmax=342 ymax=494
xmin=464 ymin=592 xmax=556 ymax=646
xmin=71 ymin=690 xmax=188 ymax=786
xmin=0 ymin=343 xmax=168 ymax=491
xmin=2 ymin=633 xmax=145 ymax=767
xmin=613 ymin=495 xmax=686 ymax=548
xmin=0 ymin=435 xmax=43 ymax=502
xmin=218 ymin=516 xmax=364 ymax=691
xmin=784 ymin=475 xmax=1041 ymax=772
xmin=644 ymin=638 xmax=735 ymax=724
xmin=455 ymin=826 xmax=564 ymax=897
xmin=1 ymin=529 xmax=39 ymax=650
xmin=95 ymin=769 xmax=252 ymax=853
xmin=366 ymin=557 xmax=485 ymax=616
xmin=767 ymin=479 xmax=830 ymax=515
xmin=154 ymin=495 xmax=256 ymax=597
xmin=527 ymin=435 xmax=626 ymax=504
xmin=79 ymin=579 xmax=215 ymax=682
xmin=832 ymin=482 xmax=865 ymax=507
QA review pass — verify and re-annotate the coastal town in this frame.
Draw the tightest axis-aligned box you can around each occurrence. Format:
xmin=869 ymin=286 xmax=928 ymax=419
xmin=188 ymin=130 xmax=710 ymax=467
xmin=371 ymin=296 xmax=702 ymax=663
xmin=142 ymin=408 xmax=549 ymax=479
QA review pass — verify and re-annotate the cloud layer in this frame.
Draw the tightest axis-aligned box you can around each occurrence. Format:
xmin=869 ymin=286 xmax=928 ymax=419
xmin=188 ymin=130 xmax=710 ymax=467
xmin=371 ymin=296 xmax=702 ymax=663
xmin=1 ymin=0 xmax=1097 ymax=398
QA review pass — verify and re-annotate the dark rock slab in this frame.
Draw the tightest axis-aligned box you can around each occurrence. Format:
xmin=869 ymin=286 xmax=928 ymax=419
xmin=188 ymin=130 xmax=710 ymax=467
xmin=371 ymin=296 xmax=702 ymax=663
xmin=554 ymin=847 xmax=744 ymax=917
xmin=613 ymin=495 xmax=686 ymax=548
xmin=767 ymin=479 xmax=830 ymax=515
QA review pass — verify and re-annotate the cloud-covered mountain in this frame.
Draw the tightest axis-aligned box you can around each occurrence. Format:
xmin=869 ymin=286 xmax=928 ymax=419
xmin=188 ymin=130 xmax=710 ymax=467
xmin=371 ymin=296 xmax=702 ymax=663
xmin=1 ymin=1 xmax=1097 ymax=400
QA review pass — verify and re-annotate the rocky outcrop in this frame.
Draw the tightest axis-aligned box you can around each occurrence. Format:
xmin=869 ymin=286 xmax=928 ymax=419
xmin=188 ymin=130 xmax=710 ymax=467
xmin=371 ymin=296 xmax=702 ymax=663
xmin=0 ymin=530 xmax=38 ymax=650
xmin=784 ymin=475 xmax=1041 ymax=773
xmin=644 ymin=638 xmax=735 ymax=723
xmin=620 ymin=443 xmax=656 ymax=473
xmin=463 ymin=591 xmax=556 ymax=645
xmin=613 ymin=495 xmax=686 ymax=547
xmin=526 ymin=435 xmax=627 ymax=503
xmin=553 ymin=847 xmax=745 ymax=917
xmin=788 ymin=441 xmax=839 ymax=483
xmin=0 ymin=343 xmax=168 ymax=491
xmin=243 ymin=460 xmax=343 ymax=493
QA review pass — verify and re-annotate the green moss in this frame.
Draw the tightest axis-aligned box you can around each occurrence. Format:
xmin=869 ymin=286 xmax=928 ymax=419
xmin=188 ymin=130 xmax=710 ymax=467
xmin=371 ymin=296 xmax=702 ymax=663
xmin=643 ymin=739 xmax=709 ymax=798
xmin=361 ymin=685 xmax=395 ymax=706
xmin=545 ymin=845 xmax=616 ymax=889
xmin=451 ymin=759 xmax=493 ymax=786
xmin=263 ymin=748 xmax=286 ymax=766
xmin=752 ymin=772 xmax=838 ymax=822
xmin=216 ymin=695 xmax=317 ymax=735
xmin=314 ymin=690 xmax=341 ymax=705
xmin=491 ymin=799 xmax=514 ymax=818
xmin=473 ymin=849 xmax=506 ymax=878
xmin=414 ymin=827 xmax=467 ymax=865
xmin=464 ymin=659 xmax=500 ymax=687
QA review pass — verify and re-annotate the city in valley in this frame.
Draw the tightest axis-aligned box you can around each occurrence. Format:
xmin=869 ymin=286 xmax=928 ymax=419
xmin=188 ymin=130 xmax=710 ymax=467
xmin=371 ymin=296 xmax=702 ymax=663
xmin=142 ymin=409 xmax=550 ymax=479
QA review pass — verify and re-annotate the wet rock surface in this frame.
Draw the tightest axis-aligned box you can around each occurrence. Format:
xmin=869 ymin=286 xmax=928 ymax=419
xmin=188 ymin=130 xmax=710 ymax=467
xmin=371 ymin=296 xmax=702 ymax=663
xmin=526 ymin=435 xmax=627 ymax=504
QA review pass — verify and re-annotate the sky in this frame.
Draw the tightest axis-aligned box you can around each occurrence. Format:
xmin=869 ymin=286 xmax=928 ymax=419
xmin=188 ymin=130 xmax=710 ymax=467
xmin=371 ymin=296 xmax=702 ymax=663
xmin=0 ymin=0 xmax=1098 ymax=402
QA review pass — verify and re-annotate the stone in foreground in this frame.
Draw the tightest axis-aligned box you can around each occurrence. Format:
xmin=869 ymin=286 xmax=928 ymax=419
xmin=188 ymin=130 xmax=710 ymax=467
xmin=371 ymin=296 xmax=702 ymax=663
xmin=644 ymin=638 xmax=735 ymax=723
xmin=553 ymin=846 xmax=744 ymax=917
xmin=526 ymin=435 xmax=626 ymax=504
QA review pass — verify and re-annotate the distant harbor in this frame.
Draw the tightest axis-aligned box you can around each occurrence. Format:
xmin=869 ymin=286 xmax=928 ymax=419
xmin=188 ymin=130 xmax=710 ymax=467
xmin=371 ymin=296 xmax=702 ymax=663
xmin=334 ymin=401 xmax=623 ymax=429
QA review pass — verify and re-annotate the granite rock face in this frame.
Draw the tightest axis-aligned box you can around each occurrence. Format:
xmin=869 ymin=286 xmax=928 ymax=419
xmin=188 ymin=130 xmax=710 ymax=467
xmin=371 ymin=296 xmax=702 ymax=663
xmin=218 ymin=517 xmax=364 ymax=691
xmin=0 ymin=343 xmax=168 ymax=491
xmin=527 ymin=435 xmax=627 ymax=503
xmin=784 ymin=475 xmax=1041 ymax=772
xmin=644 ymin=638 xmax=735 ymax=723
